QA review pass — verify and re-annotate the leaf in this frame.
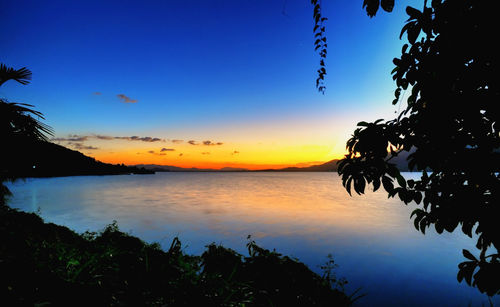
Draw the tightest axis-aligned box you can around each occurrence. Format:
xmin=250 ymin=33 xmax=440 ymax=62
xmin=419 ymin=218 xmax=426 ymax=234
xmin=363 ymin=0 xmax=380 ymax=17
xmin=406 ymin=6 xmax=422 ymax=20
xmin=414 ymin=192 xmax=422 ymax=204
xmin=399 ymin=22 xmax=413 ymax=39
xmin=354 ymin=177 xmax=366 ymax=194
xmin=373 ymin=178 xmax=381 ymax=192
xmin=407 ymin=24 xmax=421 ymax=44
xmin=382 ymin=176 xmax=394 ymax=192
xmin=0 ymin=64 xmax=32 ymax=86
xmin=381 ymin=0 xmax=394 ymax=12
xmin=396 ymin=174 xmax=407 ymax=188
xmin=346 ymin=177 xmax=353 ymax=196
xmin=435 ymin=222 xmax=443 ymax=234
xmin=463 ymin=249 xmax=477 ymax=261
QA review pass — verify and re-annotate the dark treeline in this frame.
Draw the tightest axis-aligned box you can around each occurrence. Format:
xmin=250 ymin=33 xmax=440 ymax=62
xmin=0 ymin=205 xmax=352 ymax=306
xmin=4 ymin=140 xmax=153 ymax=178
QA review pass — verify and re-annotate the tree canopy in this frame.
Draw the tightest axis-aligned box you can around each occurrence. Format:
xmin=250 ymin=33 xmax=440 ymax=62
xmin=337 ymin=0 xmax=499 ymax=296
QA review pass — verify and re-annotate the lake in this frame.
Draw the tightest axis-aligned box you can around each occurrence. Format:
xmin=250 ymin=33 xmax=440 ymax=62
xmin=6 ymin=172 xmax=497 ymax=306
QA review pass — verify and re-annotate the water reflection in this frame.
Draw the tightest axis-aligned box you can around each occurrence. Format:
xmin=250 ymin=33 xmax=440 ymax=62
xmin=6 ymin=172 xmax=497 ymax=306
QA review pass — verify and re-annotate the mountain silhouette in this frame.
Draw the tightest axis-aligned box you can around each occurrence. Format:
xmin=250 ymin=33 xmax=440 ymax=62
xmin=6 ymin=141 xmax=153 ymax=178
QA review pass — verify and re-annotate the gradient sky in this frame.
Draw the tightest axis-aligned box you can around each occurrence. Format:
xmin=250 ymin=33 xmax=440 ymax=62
xmin=1 ymin=0 xmax=419 ymax=169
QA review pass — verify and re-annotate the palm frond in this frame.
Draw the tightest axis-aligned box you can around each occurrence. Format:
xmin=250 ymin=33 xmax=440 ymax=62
xmin=0 ymin=100 xmax=53 ymax=142
xmin=0 ymin=63 xmax=32 ymax=87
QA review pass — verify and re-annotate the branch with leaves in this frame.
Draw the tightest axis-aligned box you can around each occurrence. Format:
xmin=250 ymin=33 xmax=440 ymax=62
xmin=338 ymin=0 xmax=499 ymax=295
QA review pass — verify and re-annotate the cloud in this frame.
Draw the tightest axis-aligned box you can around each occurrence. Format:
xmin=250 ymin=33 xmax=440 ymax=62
xmin=160 ymin=148 xmax=175 ymax=152
xmin=117 ymin=94 xmax=138 ymax=103
xmin=51 ymin=135 xmax=88 ymax=142
xmin=170 ymin=139 xmax=183 ymax=144
xmin=70 ymin=142 xmax=98 ymax=150
xmin=201 ymin=152 xmax=210 ymax=155
xmin=179 ymin=153 xmax=183 ymax=157
xmin=114 ymin=136 xmax=164 ymax=142
xmin=232 ymin=150 xmax=240 ymax=155
xmin=203 ymin=140 xmax=223 ymax=146
xmin=93 ymin=92 xmax=102 ymax=95
xmin=147 ymin=150 xmax=166 ymax=156
xmin=56 ymin=134 xmax=166 ymax=143
xmin=187 ymin=140 xmax=223 ymax=146
xmin=95 ymin=135 xmax=114 ymax=140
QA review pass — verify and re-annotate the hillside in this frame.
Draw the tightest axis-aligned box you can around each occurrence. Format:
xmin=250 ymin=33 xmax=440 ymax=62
xmin=3 ymin=141 xmax=153 ymax=178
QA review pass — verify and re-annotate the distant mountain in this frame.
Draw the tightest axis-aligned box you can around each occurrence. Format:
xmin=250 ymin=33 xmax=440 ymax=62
xmin=134 ymin=164 xmax=247 ymax=172
xmin=261 ymin=160 xmax=340 ymax=172
xmin=4 ymin=141 xmax=153 ymax=178
xmin=136 ymin=152 xmax=412 ymax=173
xmin=136 ymin=160 xmax=339 ymax=172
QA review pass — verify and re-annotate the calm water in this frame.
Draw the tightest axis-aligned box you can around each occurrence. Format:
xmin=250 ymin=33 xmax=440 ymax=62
xmin=6 ymin=172 xmax=497 ymax=306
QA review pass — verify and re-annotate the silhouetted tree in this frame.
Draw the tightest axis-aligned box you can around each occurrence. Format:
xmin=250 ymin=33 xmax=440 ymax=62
xmin=0 ymin=64 xmax=53 ymax=204
xmin=336 ymin=0 xmax=499 ymax=296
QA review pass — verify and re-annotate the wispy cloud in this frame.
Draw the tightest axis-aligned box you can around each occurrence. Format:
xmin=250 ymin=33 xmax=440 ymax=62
xmin=68 ymin=142 xmax=98 ymax=150
xmin=203 ymin=140 xmax=223 ymax=146
xmin=179 ymin=153 xmax=183 ymax=157
xmin=95 ymin=135 xmax=164 ymax=142
xmin=57 ymin=134 xmax=164 ymax=142
xmin=187 ymin=140 xmax=223 ymax=146
xmin=170 ymin=139 xmax=183 ymax=144
xmin=114 ymin=136 xmax=163 ymax=142
xmin=160 ymin=148 xmax=175 ymax=152
xmin=117 ymin=94 xmax=138 ymax=103
xmin=201 ymin=152 xmax=210 ymax=155
xmin=51 ymin=135 xmax=88 ymax=142
xmin=147 ymin=150 xmax=166 ymax=156
xmin=95 ymin=135 xmax=114 ymax=140
xmin=93 ymin=92 xmax=102 ymax=95
xmin=232 ymin=150 xmax=240 ymax=155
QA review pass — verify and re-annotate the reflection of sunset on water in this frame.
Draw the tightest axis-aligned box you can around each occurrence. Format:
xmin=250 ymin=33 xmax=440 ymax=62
xmin=7 ymin=172 xmax=485 ymax=306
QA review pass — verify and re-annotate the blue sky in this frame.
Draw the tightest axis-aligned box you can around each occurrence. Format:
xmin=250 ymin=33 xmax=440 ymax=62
xmin=1 ymin=0 xmax=420 ymax=167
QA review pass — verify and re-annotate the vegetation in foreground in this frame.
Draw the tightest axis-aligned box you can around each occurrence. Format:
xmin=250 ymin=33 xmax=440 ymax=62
xmin=0 ymin=205 xmax=352 ymax=306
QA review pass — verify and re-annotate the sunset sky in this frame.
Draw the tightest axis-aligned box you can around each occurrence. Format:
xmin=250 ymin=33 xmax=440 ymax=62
xmin=1 ymin=0 xmax=418 ymax=169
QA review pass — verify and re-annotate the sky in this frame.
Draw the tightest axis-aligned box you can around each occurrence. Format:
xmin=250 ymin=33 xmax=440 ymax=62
xmin=1 ymin=0 xmax=419 ymax=169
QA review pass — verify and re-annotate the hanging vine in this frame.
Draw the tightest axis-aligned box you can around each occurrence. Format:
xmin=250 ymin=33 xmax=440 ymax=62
xmin=311 ymin=0 xmax=328 ymax=94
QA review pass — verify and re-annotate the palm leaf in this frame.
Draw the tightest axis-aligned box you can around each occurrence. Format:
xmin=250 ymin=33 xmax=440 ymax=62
xmin=0 ymin=99 xmax=53 ymax=142
xmin=0 ymin=63 xmax=32 ymax=87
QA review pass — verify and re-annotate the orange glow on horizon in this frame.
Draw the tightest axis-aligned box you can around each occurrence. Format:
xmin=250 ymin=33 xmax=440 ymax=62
xmin=79 ymin=141 xmax=346 ymax=170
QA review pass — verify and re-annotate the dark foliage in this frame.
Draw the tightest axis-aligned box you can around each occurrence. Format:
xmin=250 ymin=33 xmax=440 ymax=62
xmin=362 ymin=0 xmax=395 ymax=17
xmin=338 ymin=0 xmax=499 ymax=296
xmin=311 ymin=0 xmax=328 ymax=94
xmin=311 ymin=0 xmax=396 ymax=93
xmin=0 ymin=206 xmax=351 ymax=306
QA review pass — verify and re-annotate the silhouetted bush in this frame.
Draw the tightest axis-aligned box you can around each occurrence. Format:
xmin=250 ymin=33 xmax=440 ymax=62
xmin=0 ymin=205 xmax=351 ymax=306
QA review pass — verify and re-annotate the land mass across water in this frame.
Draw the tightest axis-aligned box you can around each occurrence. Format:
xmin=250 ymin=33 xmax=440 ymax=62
xmin=6 ymin=141 xmax=153 ymax=178
xmin=7 ymin=141 xmax=412 ymax=179
xmin=135 ymin=151 xmax=412 ymax=172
